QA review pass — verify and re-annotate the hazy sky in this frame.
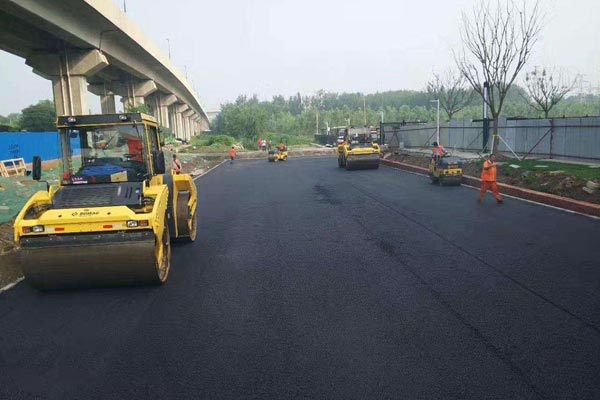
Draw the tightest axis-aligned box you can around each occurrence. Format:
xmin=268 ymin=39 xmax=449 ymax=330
xmin=0 ymin=0 xmax=599 ymax=115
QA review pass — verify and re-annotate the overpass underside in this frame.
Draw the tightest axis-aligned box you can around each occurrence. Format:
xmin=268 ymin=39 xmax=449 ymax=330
xmin=0 ymin=0 xmax=209 ymax=140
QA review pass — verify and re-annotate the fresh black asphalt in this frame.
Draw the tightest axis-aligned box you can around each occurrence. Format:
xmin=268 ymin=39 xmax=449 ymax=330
xmin=1 ymin=156 xmax=599 ymax=399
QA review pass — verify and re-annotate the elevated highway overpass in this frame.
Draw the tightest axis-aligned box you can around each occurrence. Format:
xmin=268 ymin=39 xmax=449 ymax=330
xmin=0 ymin=0 xmax=208 ymax=140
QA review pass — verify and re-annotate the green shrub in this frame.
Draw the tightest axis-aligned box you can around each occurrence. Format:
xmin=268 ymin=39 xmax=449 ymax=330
xmin=191 ymin=134 xmax=236 ymax=147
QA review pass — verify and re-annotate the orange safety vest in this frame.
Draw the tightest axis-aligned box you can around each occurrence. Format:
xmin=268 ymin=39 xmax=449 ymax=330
xmin=432 ymin=145 xmax=446 ymax=156
xmin=481 ymin=160 xmax=497 ymax=182
xmin=229 ymin=149 xmax=236 ymax=158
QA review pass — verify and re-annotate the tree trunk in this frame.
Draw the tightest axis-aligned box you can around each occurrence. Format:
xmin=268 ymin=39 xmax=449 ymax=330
xmin=491 ymin=115 xmax=500 ymax=155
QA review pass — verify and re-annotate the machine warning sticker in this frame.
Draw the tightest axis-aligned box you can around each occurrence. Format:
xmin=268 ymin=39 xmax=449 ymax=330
xmin=110 ymin=171 xmax=128 ymax=182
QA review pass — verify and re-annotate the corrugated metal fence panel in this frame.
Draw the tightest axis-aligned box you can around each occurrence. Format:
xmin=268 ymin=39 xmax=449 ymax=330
xmin=552 ymin=118 xmax=568 ymax=157
xmin=0 ymin=132 xmax=62 ymax=162
xmin=448 ymin=121 xmax=463 ymax=149
xmin=384 ymin=117 xmax=599 ymax=160
xmin=572 ymin=117 xmax=600 ymax=159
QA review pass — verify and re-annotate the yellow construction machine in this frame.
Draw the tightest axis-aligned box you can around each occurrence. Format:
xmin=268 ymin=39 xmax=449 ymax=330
xmin=268 ymin=142 xmax=288 ymax=162
xmin=337 ymin=127 xmax=380 ymax=170
xmin=429 ymin=155 xmax=463 ymax=185
xmin=13 ymin=113 xmax=197 ymax=290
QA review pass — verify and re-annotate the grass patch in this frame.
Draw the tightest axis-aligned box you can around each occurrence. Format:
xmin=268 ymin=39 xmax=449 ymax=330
xmin=501 ymin=159 xmax=600 ymax=181
xmin=186 ymin=133 xmax=315 ymax=152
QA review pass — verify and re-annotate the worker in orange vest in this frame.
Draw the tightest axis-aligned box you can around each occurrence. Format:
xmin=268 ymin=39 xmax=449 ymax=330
xmin=172 ymin=154 xmax=182 ymax=174
xmin=478 ymin=154 xmax=503 ymax=203
xmin=229 ymin=146 xmax=237 ymax=164
xmin=432 ymin=142 xmax=447 ymax=157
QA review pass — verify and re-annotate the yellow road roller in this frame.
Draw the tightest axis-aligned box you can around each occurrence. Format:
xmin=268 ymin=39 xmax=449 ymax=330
xmin=429 ymin=155 xmax=463 ymax=185
xmin=13 ymin=113 xmax=197 ymax=290
xmin=268 ymin=144 xmax=288 ymax=162
xmin=337 ymin=127 xmax=380 ymax=170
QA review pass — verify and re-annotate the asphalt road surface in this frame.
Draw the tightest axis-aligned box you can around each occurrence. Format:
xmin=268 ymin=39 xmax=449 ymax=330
xmin=1 ymin=156 xmax=599 ymax=400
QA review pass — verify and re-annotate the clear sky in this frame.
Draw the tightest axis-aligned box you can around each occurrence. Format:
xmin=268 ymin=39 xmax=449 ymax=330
xmin=0 ymin=0 xmax=599 ymax=115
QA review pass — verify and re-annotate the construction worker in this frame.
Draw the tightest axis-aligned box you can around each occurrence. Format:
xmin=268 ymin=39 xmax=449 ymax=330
xmin=278 ymin=142 xmax=285 ymax=151
xmin=172 ymin=154 xmax=182 ymax=174
xmin=432 ymin=142 xmax=448 ymax=157
xmin=478 ymin=154 xmax=503 ymax=204
xmin=126 ymin=137 xmax=144 ymax=162
xmin=229 ymin=146 xmax=237 ymax=164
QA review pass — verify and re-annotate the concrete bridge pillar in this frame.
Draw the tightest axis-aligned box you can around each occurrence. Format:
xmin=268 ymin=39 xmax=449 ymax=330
xmin=168 ymin=106 xmax=178 ymax=137
xmin=100 ymin=93 xmax=116 ymax=114
xmin=157 ymin=94 xmax=177 ymax=128
xmin=121 ymin=80 xmax=157 ymax=111
xmin=196 ymin=116 xmax=207 ymax=133
xmin=200 ymin=118 xmax=210 ymax=132
xmin=175 ymin=104 xmax=189 ymax=140
xmin=183 ymin=110 xmax=196 ymax=139
xmin=26 ymin=49 xmax=109 ymax=116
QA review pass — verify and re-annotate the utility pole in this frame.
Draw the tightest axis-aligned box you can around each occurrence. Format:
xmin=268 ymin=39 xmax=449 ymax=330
xmin=430 ymin=99 xmax=440 ymax=144
xmin=123 ymin=0 xmax=127 ymax=13
xmin=166 ymin=38 xmax=171 ymax=60
xmin=380 ymin=111 xmax=384 ymax=123
xmin=483 ymin=81 xmax=490 ymax=152
xmin=363 ymin=97 xmax=367 ymax=126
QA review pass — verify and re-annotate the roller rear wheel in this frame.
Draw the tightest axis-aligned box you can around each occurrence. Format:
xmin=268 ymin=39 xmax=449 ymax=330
xmin=176 ymin=191 xmax=196 ymax=242
xmin=154 ymin=221 xmax=171 ymax=284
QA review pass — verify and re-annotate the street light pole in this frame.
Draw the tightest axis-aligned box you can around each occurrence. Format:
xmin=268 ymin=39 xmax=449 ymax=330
xmin=166 ymin=38 xmax=171 ymax=60
xmin=430 ymin=99 xmax=440 ymax=144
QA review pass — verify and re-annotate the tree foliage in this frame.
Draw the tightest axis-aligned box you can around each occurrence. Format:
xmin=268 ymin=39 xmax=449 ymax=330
xmin=427 ymin=69 xmax=475 ymax=120
xmin=456 ymin=0 xmax=543 ymax=153
xmin=525 ymin=67 xmax=578 ymax=118
xmin=211 ymin=85 xmax=597 ymax=138
xmin=125 ymin=103 xmax=152 ymax=114
xmin=19 ymin=100 xmax=56 ymax=131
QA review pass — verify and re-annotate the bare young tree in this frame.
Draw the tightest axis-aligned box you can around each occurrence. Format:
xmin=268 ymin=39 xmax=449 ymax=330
xmin=525 ymin=67 xmax=578 ymax=118
xmin=456 ymin=0 xmax=543 ymax=154
xmin=427 ymin=69 xmax=475 ymax=120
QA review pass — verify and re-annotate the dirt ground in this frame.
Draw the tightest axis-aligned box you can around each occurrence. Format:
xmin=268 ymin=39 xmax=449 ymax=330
xmin=386 ymin=151 xmax=600 ymax=204
xmin=0 ymin=221 xmax=20 ymax=288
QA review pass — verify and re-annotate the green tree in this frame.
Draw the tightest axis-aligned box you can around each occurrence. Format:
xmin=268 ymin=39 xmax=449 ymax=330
xmin=456 ymin=0 xmax=542 ymax=154
xmin=19 ymin=100 xmax=56 ymax=131
xmin=125 ymin=103 xmax=152 ymax=114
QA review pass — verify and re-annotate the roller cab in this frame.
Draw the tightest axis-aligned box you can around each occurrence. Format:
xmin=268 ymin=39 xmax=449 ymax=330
xmin=13 ymin=113 xmax=197 ymax=290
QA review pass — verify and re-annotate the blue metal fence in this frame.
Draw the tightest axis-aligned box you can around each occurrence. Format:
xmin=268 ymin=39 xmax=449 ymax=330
xmin=0 ymin=132 xmax=62 ymax=163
